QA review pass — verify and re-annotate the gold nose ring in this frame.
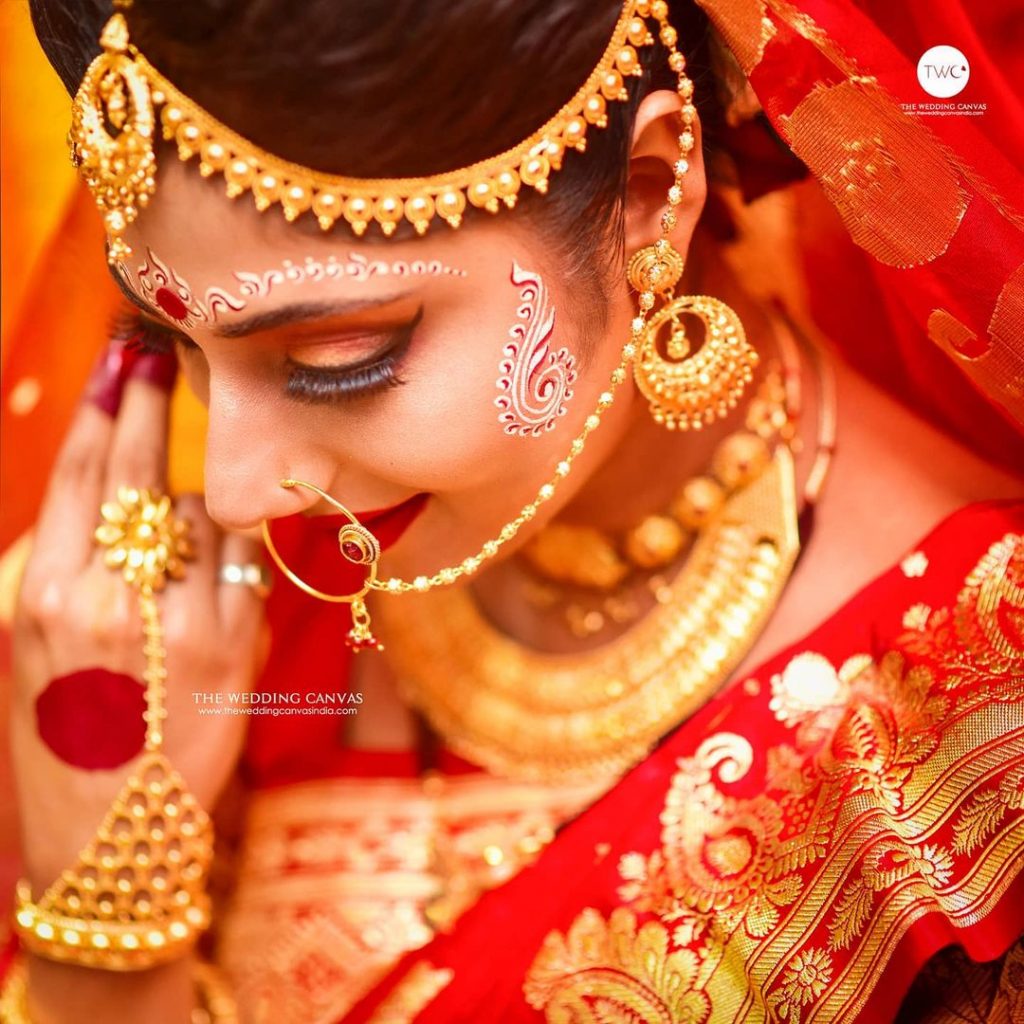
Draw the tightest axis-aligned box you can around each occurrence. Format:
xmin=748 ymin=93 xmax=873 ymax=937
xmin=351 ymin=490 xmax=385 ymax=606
xmin=261 ymin=479 xmax=383 ymax=651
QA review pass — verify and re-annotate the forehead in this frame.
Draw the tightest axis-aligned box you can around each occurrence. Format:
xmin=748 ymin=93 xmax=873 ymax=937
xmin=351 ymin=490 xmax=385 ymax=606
xmin=124 ymin=159 xmax=483 ymax=275
xmin=115 ymin=159 xmax=522 ymax=330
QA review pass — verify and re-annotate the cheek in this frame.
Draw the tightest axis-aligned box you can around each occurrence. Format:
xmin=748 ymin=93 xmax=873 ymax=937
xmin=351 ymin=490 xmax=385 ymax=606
xmin=354 ymin=264 xmax=594 ymax=495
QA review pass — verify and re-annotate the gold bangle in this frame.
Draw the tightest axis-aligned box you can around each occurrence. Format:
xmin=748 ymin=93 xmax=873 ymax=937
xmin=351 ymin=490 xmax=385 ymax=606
xmin=0 ymin=955 xmax=238 ymax=1024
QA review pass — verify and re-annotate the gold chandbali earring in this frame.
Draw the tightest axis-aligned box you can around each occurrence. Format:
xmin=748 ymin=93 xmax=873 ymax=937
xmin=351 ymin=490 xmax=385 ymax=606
xmin=627 ymin=240 xmax=758 ymax=430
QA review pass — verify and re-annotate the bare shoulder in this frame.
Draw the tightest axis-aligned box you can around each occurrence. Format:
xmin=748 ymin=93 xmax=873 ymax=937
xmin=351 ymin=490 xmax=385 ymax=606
xmin=739 ymin=352 xmax=1022 ymax=670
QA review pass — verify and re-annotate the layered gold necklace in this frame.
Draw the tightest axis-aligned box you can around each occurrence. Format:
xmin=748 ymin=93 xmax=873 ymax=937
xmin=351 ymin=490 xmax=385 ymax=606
xmin=377 ymin=317 xmax=830 ymax=784
xmin=380 ymin=449 xmax=798 ymax=783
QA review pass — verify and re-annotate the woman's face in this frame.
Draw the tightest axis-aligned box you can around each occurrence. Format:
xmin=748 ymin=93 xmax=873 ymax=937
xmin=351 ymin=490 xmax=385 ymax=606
xmin=115 ymin=158 xmax=641 ymax=580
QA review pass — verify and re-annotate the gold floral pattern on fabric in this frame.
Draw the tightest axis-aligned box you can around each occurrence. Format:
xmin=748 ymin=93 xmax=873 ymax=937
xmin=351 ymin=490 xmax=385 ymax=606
xmin=902 ymin=603 xmax=932 ymax=632
xmin=987 ymin=262 xmax=1024 ymax=410
xmin=780 ymin=80 xmax=967 ymax=268
xmin=901 ymin=551 xmax=930 ymax=579
xmin=526 ymin=908 xmax=711 ymax=1023
xmin=524 ymin=535 xmax=1024 ymax=1023
xmin=928 ymin=288 xmax=1024 ymax=428
xmin=927 ymin=310 xmax=984 ymax=360
xmin=693 ymin=0 xmax=775 ymax=74
xmin=219 ymin=773 xmax=606 ymax=1024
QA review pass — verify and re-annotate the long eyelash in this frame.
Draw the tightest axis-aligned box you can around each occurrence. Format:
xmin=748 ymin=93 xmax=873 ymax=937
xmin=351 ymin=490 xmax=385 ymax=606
xmin=110 ymin=308 xmax=191 ymax=355
xmin=286 ymin=314 xmax=418 ymax=404
xmin=286 ymin=357 xmax=407 ymax=404
xmin=109 ymin=307 xmax=416 ymax=405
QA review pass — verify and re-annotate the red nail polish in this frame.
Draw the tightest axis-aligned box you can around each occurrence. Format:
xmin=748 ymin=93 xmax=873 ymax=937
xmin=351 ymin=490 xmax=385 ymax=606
xmin=83 ymin=336 xmax=141 ymax=416
xmin=129 ymin=349 xmax=179 ymax=391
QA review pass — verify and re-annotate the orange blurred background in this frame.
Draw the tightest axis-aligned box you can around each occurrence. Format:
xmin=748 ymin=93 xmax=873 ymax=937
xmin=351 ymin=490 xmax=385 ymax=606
xmin=0 ymin=1 xmax=206 ymax=913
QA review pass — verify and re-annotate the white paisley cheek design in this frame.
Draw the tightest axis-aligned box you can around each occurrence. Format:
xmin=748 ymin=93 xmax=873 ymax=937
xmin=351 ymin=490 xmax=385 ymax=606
xmin=495 ymin=261 xmax=577 ymax=437
xmin=118 ymin=251 xmax=468 ymax=324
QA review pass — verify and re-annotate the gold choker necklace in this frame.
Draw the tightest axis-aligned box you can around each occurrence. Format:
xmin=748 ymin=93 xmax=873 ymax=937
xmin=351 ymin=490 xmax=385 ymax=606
xmin=521 ymin=364 xmax=791 ymax=641
xmin=377 ymin=443 xmax=800 ymax=784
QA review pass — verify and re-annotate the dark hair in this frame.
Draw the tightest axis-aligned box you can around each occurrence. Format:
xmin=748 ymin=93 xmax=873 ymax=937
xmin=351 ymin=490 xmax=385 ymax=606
xmin=31 ymin=0 xmax=725 ymax=292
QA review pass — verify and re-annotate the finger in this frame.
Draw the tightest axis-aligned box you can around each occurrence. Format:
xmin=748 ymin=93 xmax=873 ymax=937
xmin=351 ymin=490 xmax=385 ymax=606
xmin=103 ymin=351 xmax=177 ymax=500
xmin=28 ymin=337 xmax=138 ymax=583
xmin=217 ymin=531 xmax=269 ymax=635
xmin=161 ymin=493 xmax=221 ymax=625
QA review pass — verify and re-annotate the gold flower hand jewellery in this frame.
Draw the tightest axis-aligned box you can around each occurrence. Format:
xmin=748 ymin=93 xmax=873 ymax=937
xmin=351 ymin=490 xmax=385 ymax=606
xmin=14 ymin=486 xmax=215 ymax=969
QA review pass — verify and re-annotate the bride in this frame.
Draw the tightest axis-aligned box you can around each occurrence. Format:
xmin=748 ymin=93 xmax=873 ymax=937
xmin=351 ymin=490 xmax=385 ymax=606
xmin=3 ymin=0 xmax=1022 ymax=1021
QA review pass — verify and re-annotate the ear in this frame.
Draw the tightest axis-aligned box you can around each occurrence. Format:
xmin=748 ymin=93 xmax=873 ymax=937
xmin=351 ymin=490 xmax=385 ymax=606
xmin=624 ymin=89 xmax=706 ymax=257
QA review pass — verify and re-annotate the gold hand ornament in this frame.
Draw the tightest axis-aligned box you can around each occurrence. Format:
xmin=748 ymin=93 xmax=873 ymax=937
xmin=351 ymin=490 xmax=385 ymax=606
xmin=14 ymin=486 xmax=214 ymax=970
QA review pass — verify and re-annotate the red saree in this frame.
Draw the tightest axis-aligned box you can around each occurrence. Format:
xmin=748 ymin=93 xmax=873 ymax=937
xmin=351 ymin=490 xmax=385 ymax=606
xmin=341 ymin=500 xmax=1024 ymax=1022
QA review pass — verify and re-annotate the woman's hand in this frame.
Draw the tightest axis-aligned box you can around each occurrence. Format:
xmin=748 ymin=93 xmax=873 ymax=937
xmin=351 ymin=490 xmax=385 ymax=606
xmin=10 ymin=338 xmax=267 ymax=897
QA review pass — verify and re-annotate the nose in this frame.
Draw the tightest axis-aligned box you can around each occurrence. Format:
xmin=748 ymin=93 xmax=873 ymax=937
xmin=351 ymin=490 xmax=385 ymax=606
xmin=200 ymin=379 xmax=328 ymax=531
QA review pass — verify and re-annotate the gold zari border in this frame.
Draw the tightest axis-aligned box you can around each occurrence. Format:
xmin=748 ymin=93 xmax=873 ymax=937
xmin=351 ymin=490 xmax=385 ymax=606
xmin=524 ymin=532 xmax=1024 ymax=1023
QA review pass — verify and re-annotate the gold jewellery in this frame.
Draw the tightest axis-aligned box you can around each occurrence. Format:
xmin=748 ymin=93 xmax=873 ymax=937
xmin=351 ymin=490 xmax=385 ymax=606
xmin=379 ymin=447 xmax=800 ymax=783
xmin=244 ymin=4 xmax=757 ymax=655
xmin=12 ymin=487 xmax=215 ymax=969
xmin=71 ymin=1 xmax=686 ymax=259
xmin=72 ymin=1 xmax=767 ymax=663
xmin=523 ymin=364 xmax=792 ymax=639
xmin=260 ymin=480 xmax=384 ymax=651
xmin=378 ymin=312 xmax=836 ymax=782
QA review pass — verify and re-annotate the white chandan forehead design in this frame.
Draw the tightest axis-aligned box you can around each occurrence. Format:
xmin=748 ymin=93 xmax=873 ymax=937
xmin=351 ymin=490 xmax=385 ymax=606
xmin=118 ymin=249 xmax=468 ymax=326
xmin=495 ymin=262 xmax=577 ymax=437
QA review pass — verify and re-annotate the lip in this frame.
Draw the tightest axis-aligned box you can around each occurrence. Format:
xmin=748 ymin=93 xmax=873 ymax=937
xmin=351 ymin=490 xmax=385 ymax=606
xmin=308 ymin=491 xmax=430 ymax=553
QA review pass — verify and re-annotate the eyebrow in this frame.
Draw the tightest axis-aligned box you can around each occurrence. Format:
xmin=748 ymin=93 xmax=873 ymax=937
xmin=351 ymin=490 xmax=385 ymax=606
xmin=107 ymin=263 xmax=414 ymax=337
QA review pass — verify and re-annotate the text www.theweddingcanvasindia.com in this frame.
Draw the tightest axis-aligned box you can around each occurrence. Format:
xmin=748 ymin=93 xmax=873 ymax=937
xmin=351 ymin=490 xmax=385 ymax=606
xmin=191 ymin=691 xmax=364 ymax=716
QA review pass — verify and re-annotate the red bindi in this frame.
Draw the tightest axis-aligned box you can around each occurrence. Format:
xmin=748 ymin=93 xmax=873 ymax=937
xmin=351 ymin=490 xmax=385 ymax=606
xmin=154 ymin=287 xmax=189 ymax=321
xmin=35 ymin=668 xmax=147 ymax=770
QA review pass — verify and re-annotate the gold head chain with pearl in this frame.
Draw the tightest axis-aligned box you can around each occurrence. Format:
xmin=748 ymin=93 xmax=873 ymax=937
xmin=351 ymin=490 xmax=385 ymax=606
xmin=72 ymin=1 xmax=684 ymax=259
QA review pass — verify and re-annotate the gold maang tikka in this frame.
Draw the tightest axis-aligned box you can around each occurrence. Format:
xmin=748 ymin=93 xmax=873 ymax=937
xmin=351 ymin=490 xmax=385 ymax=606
xmin=72 ymin=2 xmax=761 ymax=651
xmin=72 ymin=1 xmax=684 ymax=259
